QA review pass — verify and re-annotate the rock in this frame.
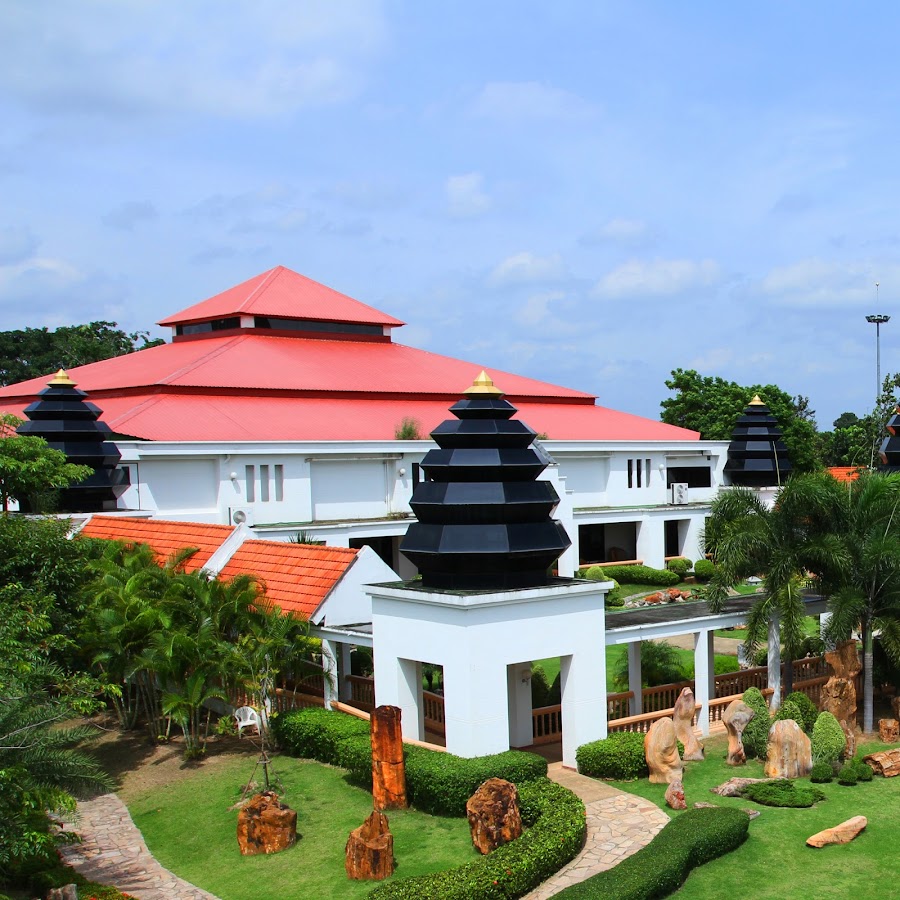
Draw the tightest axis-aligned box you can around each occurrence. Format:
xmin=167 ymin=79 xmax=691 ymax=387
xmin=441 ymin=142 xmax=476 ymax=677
xmin=892 ymin=695 xmax=900 ymax=722
xmin=47 ymin=886 xmax=78 ymax=900
xmin=764 ymin=719 xmax=812 ymax=779
xmin=645 ymin=592 xmax=663 ymax=604
xmin=806 ymin=816 xmax=867 ymax=848
xmin=644 ymin=717 xmax=683 ymax=784
xmin=723 ymin=699 xmax=755 ymax=766
xmin=711 ymin=777 xmax=772 ymax=797
xmin=742 ymin=808 xmax=761 ymax=820
xmin=465 ymin=778 xmax=523 ymax=854
xmin=371 ymin=705 xmax=407 ymax=811
xmin=693 ymin=801 xmax=717 ymax=809
xmin=665 ymin=780 xmax=686 ymax=810
xmin=821 ymin=677 xmax=859 ymax=759
xmin=863 ymin=748 xmax=900 ymax=777
xmin=345 ymin=810 xmax=395 ymax=880
xmin=879 ymin=718 xmax=899 ymax=743
xmin=673 ymin=687 xmax=704 ymax=760
xmin=825 ymin=640 xmax=862 ymax=679
xmin=237 ymin=791 xmax=298 ymax=855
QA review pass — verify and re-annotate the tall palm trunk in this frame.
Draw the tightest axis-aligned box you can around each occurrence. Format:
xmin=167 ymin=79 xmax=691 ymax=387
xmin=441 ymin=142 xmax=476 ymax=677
xmin=862 ymin=619 xmax=874 ymax=734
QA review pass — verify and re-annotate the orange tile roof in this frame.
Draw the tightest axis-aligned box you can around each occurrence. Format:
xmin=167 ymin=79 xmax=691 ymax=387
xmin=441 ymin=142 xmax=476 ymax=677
xmin=828 ymin=466 xmax=864 ymax=483
xmin=79 ymin=516 xmax=234 ymax=571
xmin=217 ymin=540 xmax=358 ymax=619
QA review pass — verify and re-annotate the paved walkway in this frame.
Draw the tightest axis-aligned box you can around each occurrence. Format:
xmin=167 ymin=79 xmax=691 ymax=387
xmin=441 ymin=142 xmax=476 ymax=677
xmin=525 ymin=763 xmax=670 ymax=899
xmin=59 ymin=793 xmax=219 ymax=900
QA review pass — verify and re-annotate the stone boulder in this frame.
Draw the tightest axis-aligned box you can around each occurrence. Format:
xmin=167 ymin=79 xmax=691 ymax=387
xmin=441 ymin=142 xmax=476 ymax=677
xmin=645 ymin=717 xmax=683 ymax=784
xmin=345 ymin=810 xmax=395 ymax=880
xmin=826 ymin=640 xmax=862 ymax=679
xmin=764 ymin=719 xmax=812 ymax=779
xmin=711 ymin=777 xmax=772 ymax=798
xmin=879 ymin=718 xmax=899 ymax=743
xmin=371 ymin=705 xmax=407 ymax=811
xmin=237 ymin=791 xmax=298 ymax=855
xmin=665 ymin=780 xmax=686 ymax=810
xmin=673 ymin=687 xmax=704 ymax=760
xmin=723 ymin=699 xmax=755 ymax=766
xmin=863 ymin=748 xmax=900 ymax=777
xmin=806 ymin=816 xmax=867 ymax=848
xmin=47 ymin=887 xmax=78 ymax=900
xmin=466 ymin=778 xmax=523 ymax=854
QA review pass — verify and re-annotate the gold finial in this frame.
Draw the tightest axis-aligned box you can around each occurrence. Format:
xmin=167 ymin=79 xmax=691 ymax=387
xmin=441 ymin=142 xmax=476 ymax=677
xmin=48 ymin=369 xmax=76 ymax=387
xmin=748 ymin=394 xmax=765 ymax=406
xmin=464 ymin=370 xmax=503 ymax=396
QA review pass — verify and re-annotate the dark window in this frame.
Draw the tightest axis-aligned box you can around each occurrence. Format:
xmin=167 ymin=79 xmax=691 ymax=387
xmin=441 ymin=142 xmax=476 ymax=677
xmin=350 ymin=536 xmax=393 ymax=567
xmin=175 ymin=317 xmax=241 ymax=335
xmin=627 ymin=459 xmax=634 ymax=488
xmin=254 ymin=317 xmax=383 ymax=336
xmin=666 ymin=466 xmax=712 ymax=488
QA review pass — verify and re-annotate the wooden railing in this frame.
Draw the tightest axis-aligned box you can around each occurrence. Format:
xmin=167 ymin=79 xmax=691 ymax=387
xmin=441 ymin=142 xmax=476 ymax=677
xmin=714 ymin=666 xmax=768 ymax=697
xmin=230 ymin=685 xmax=324 ymax=714
xmin=423 ymin=690 xmax=445 ymax=736
xmin=532 ymin=705 xmax=563 ymax=744
xmin=608 ymin=704 xmax=700 ymax=735
xmin=607 ymin=691 xmax=633 ymax=719
xmin=346 ymin=674 xmax=376 ymax=711
xmin=641 ymin=681 xmax=692 ymax=713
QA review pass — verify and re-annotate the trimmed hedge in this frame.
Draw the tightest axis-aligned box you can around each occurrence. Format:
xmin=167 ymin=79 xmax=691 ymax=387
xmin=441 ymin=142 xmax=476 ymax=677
xmin=368 ymin=778 xmax=585 ymax=899
xmin=837 ymin=764 xmax=858 ymax=786
xmin=693 ymin=559 xmax=716 ymax=582
xmin=773 ymin=699 xmax=803 ymax=728
xmin=272 ymin=706 xmax=369 ymax=764
xmin=584 ymin=564 xmax=680 ymax=587
xmin=554 ymin=807 xmax=749 ymax=899
xmin=811 ymin=711 xmax=846 ymax=763
xmin=666 ymin=557 xmax=692 ymax=576
xmin=576 ymin=732 xmax=648 ymax=781
xmin=810 ymin=761 xmax=834 ymax=783
xmin=742 ymin=779 xmax=825 ymax=808
xmin=605 ymin=578 xmax=625 ymax=608
xmin=784 ymin=691 xmax=819 ymax=733
xmin=741 ymin=687 xmax=771 ymax=760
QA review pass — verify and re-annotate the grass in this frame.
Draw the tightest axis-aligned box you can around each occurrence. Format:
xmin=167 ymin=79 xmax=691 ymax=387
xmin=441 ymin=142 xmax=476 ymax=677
xmin=607 ymin=734 xmax=900 ymax=899
xmin=127 ymin=754 xmax=474 ymax=900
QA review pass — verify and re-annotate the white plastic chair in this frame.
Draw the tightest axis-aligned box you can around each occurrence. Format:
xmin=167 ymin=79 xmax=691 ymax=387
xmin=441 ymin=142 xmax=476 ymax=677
xmin=233 ymin=706 xmax=261 ymax=737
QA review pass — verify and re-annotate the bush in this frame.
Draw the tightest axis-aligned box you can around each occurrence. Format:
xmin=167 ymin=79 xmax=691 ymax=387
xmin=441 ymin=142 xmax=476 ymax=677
xmin=743 ymin=779 xmax=825 ymax=808
xmin=773 ymin=699 xmax=804 ymax=728
xmin=576 ymin=732 xmax=649 ymax=780
xmin=666 ymin=557 xmax=692 ymax=576
xmin=605 ymin=578 xmax=625 ymax=607
xmin=837 ymin=764 xmax=858 ymax=786
xmin=369 ymin=778 xmax=585 ymax=900
xmin=741 ymin=687 xmax=771 ymax=759
xmin=585 ymin=564 xmax=680 ymax=586
xmin=554 ymin=807 xmax=749 ymax=899
xmin=811 ymin=711 xmax=846 ymax=763
xmin=531 ymin=664 xmax=551 ymax=707
xmin=784 ymin=691 xmax=819 ymax=733
xmin=854 ymin=761 xmax=874 ymax=782
xmin=810 ymin=761 xmax=834 ymax=783
xmin=272 ymin=707 xmax=369 ymax=765
xmin=693 ymin=559 xmax=716 ymax=582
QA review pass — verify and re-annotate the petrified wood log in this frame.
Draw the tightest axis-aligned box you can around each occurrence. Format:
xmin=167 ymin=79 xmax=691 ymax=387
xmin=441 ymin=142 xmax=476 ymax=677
xmin=764 ymin=719 xmax=812 ymax=779
xmin=237 ymin=791 xmax=298 ymax=855
xmin=879 ymin=718 xmax=899 ymax=743
xmin=806 ymin=816 xmax=867 ymax=848
xmin=711 ymin=777 xmax=772 ymax=798
xmin=821 ymin=677 xmax=858 ymax=759
xmin=371 ymin=705 xmax=407 ymax=810
xmin=825 ymin=640 xmax=862 ymax=679
xmin=863 ymin=748 xmax=900 ymax=777
xmin=665 ymin=780 xmax=687 ymax=810
xmin=673 ymin=687 xmax=704 ymax=761
xmin=723 ymin=699 xmax=755 ymax=766
xmin=466 ymin=777 xmax=523 ymax=854
xmin=645 ymin=717 xmax=683 ymax=784
xmin=345 ymin=810 xmax=395 ymax=880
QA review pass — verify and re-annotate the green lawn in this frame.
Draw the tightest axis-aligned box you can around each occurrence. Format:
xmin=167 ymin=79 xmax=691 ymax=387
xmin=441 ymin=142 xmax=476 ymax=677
xmin=609 ymin=734 xmax=900 ymax=900
xmin=127 ymin=755 xmax=474 ymax=900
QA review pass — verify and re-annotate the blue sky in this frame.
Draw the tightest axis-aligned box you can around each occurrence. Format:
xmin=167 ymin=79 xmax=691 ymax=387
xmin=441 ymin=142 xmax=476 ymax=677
xmin=3 ymin=2 xmax=900 ymax=429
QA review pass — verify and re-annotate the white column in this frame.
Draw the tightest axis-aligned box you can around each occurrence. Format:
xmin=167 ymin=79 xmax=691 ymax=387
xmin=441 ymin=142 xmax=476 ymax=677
xmin=443 ymin=659 xmax=509 ymax=757
xmin=338 ymin=643 xmax=353 ymax=701
xmin=560 ymin=648 xmax=607 ymax=769
xmin=819 ymin=612 xmax=833 ymax=650
xmin=767 ymin=615 xmax=782 ymax=710
xmin=635 ymin=516 xmax=664 ymax=568
xmin=627 ymin=642 xmax=643 ymax=716
xmin=395 ymin=658 xmax=425 ymax=741
xmin=507 ymin=663 xmax=534 ymax=748
xmin=693 ymin=629 xmax=715 ymax=736
xmin=321 ymin=639 xmax=338 ymax=710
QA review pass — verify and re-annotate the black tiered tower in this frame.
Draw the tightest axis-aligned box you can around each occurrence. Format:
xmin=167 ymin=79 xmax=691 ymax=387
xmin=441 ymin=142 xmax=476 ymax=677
xmin=17 ymin=370 xmax=129 ymax=512
xmin=400 ymin=372 xmax=571 ymax=590
xmin=879 ymin=405 xmax=900 ymax=471
xmin=723 ymin=395 xmax=792 ymax=487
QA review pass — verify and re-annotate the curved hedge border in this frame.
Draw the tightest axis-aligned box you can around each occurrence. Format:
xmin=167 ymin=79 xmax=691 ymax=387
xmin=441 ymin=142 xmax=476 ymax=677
xmin=368 ymin=778 xmax=585 ymax=900
xmin=583 ymin=565 xmax=679 ymax=587
xmin=554 ymin=806 xmax=749 ymax=899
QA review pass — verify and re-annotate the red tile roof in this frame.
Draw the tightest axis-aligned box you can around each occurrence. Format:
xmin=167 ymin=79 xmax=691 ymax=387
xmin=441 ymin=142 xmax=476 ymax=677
xmin=158 ymin=266 xmax=404 ymax=328
xmin=79 ymin=516 xmax=235 ymax=571
xmin=217 ymin=540 xmax=358 ymax=619
xmin=828 ymin=466 xmax=864 ymax=483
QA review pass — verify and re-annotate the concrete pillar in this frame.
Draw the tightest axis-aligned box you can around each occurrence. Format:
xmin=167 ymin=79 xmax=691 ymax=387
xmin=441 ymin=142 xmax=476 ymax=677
xmin=693 ymin=629 xmax=715 ymax=736
xmin=338 ymin=643 xmax=353 ymax=701
xmin=768 ymin=615 xmax=782 ymax=710
xmin=507 ymin=663 xmax=534 ymax=748
xmin=321 ymin=639 xmax=338 ymax=710
xmin=395 ymin=658 xmax=425 ymax=741
xmin=635 ymin=516 xmax=664 ymax=568
xmin=560 ymin=648 xmax=608 ymax=768
xmin=443 ymin=658 xmax=509 ymax=757
xmin=819 ymin=612 xmax=834 ymax=650
xmin=627 ymin=641 xmax=643 ymax=716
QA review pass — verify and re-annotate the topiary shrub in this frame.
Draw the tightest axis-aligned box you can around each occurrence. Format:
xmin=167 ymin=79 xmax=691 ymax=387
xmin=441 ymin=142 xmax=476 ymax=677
xmin=693 ymin=559 xmax=716 ymax=582
xmin=666 ymin=557 xmax=691 ymax=576
xmin=605 ymin=578 xmax=625 ymax=607
xmin=812 ymin=711 xmax=846 ymax=763
xmin=743 ymin=779 xmax=826 ymax=808
xmin=585 ymin=564 xmax=680 ymax=586
xmin=272 ymin=706 xmax=369 ymax=764
xmin=741 ymin=687 xmax=771 ymax=759
xmin=784 ymin=691 xmax=819 ymax=733
xmin=854 ymin=761 xmax=874 ymax=782
xmin=576 ymin=732 xmax=649 ymax=780
xmin=774 ymin=699 xmax=804 ymax=728
xmin=810 ymin=761 xmax=834 ymax=783
xmin=554 ymin=807 xmax=749 ymax=899
xmin=837 ymin=764 xmax=858 ymax=786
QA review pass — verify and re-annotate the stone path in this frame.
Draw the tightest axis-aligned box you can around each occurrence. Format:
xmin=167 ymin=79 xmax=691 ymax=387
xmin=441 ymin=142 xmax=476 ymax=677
xmin=59 ymin=793 xmax=219 ymax=900
xmin=525 ymin=763 xmax=670 ymax=899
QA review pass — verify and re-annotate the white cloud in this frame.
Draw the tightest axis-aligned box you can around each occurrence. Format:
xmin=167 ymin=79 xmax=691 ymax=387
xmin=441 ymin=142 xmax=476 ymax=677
xmin=0 ymin=226 xmax=39 ymax=265
xmin=446 ymin=173 xmax=492 ymax=219
xmin=593 ymin=258 xmax=720 ymax=299
xmin=471 ymin=81 xmax=596 ymax=121
xmin=517 ymin=291 xmax=563 ymax=326
xmin=489 ymin=252 xmax=565 ymax=286
xmin=758 ymin=258 xmax=899 ymax=308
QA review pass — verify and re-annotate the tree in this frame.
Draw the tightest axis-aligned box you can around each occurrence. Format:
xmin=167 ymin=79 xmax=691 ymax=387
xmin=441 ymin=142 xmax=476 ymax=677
xmin=612 ymin=640 xmax=685 ymax=690
xmin=660 ymin=368 xmax=821 ymax=472
xmin=0 ymin=321 xmax=164 ymax=386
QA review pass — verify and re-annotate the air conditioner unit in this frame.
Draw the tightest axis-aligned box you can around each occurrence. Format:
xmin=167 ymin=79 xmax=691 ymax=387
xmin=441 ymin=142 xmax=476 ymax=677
xmin=671 ymin=483 xmax=689 ymax=505
xmin=229 ymin=506 xmax=255 ymax=526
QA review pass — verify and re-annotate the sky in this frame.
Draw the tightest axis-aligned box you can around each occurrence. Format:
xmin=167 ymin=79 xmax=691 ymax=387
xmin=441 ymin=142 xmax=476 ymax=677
xmin=3 ymin=1 xmax=900 ymax=429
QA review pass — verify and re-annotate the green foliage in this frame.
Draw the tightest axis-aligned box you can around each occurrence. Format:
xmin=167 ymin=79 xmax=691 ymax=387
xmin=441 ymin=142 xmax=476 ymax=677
xmin=837 ymin=764 xmax=858 ymax=785
xmin=743 ymin=779 xmax=826 ymax=807
xmin=369 ymin=779 xmax=585 ymax=900
xmin=554 ymin=806 xmax=749 ymax=899
xmin=666 ymin=557 xmax=692 ymax=576
xmin=585 ymin=564 xmax=679 ymax=586
xmin=576 ymin=732 xmax=649 ymax=780
xmin=741 ymin=688 xmax=771 ymax=759
xmin=810 ymin=761 xmax=834 ymax=783
xmin=773 ymin=699 xmax=804 ymax=728
xmin=612 ymin=640 xmax=686 ymax=690
xmin=784 ymin=691 xmax=819 ymax=732
xmin=693 ymin=559 xmax=716 ymax=582
xmin=21 ymin=861 xmax=132 ymax=899
xmin=394 ymin=416 xmax=423 ymax=440
xmin=812 ymin=711 xmax=847 ymax=763
xmin=853 ymin=760 xmax=874 ymax=782
xmin=530 ymin=664 xmax=552 ymax=707
xmin=605 ymin=578 xmax=624 ymax=607
xmin=272 ymin=706 xmax=369 ymax=765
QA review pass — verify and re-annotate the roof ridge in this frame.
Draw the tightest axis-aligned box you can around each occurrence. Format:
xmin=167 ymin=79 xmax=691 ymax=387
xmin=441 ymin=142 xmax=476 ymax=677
xmin=158 ymin=335 xmax=244 ymax=385
xmin=235 ymin=266 xmax=282 ymax=314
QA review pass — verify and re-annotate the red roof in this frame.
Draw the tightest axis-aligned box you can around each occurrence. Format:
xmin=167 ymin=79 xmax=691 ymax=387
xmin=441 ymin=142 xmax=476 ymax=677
xmin=158 ymin=266 xmax=404 ymax=328
xmin=218 ymin=540 xmax=358 ymax=618
xmin=79 ymin=516 xmax=235 ymax=571
xmin=828 ymin=466 xmax=864 ymax=483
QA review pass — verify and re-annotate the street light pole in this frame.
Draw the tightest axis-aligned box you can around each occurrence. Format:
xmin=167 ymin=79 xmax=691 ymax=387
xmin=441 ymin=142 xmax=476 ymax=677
xmin=866 ymin=290 xmax=890 ymax=403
